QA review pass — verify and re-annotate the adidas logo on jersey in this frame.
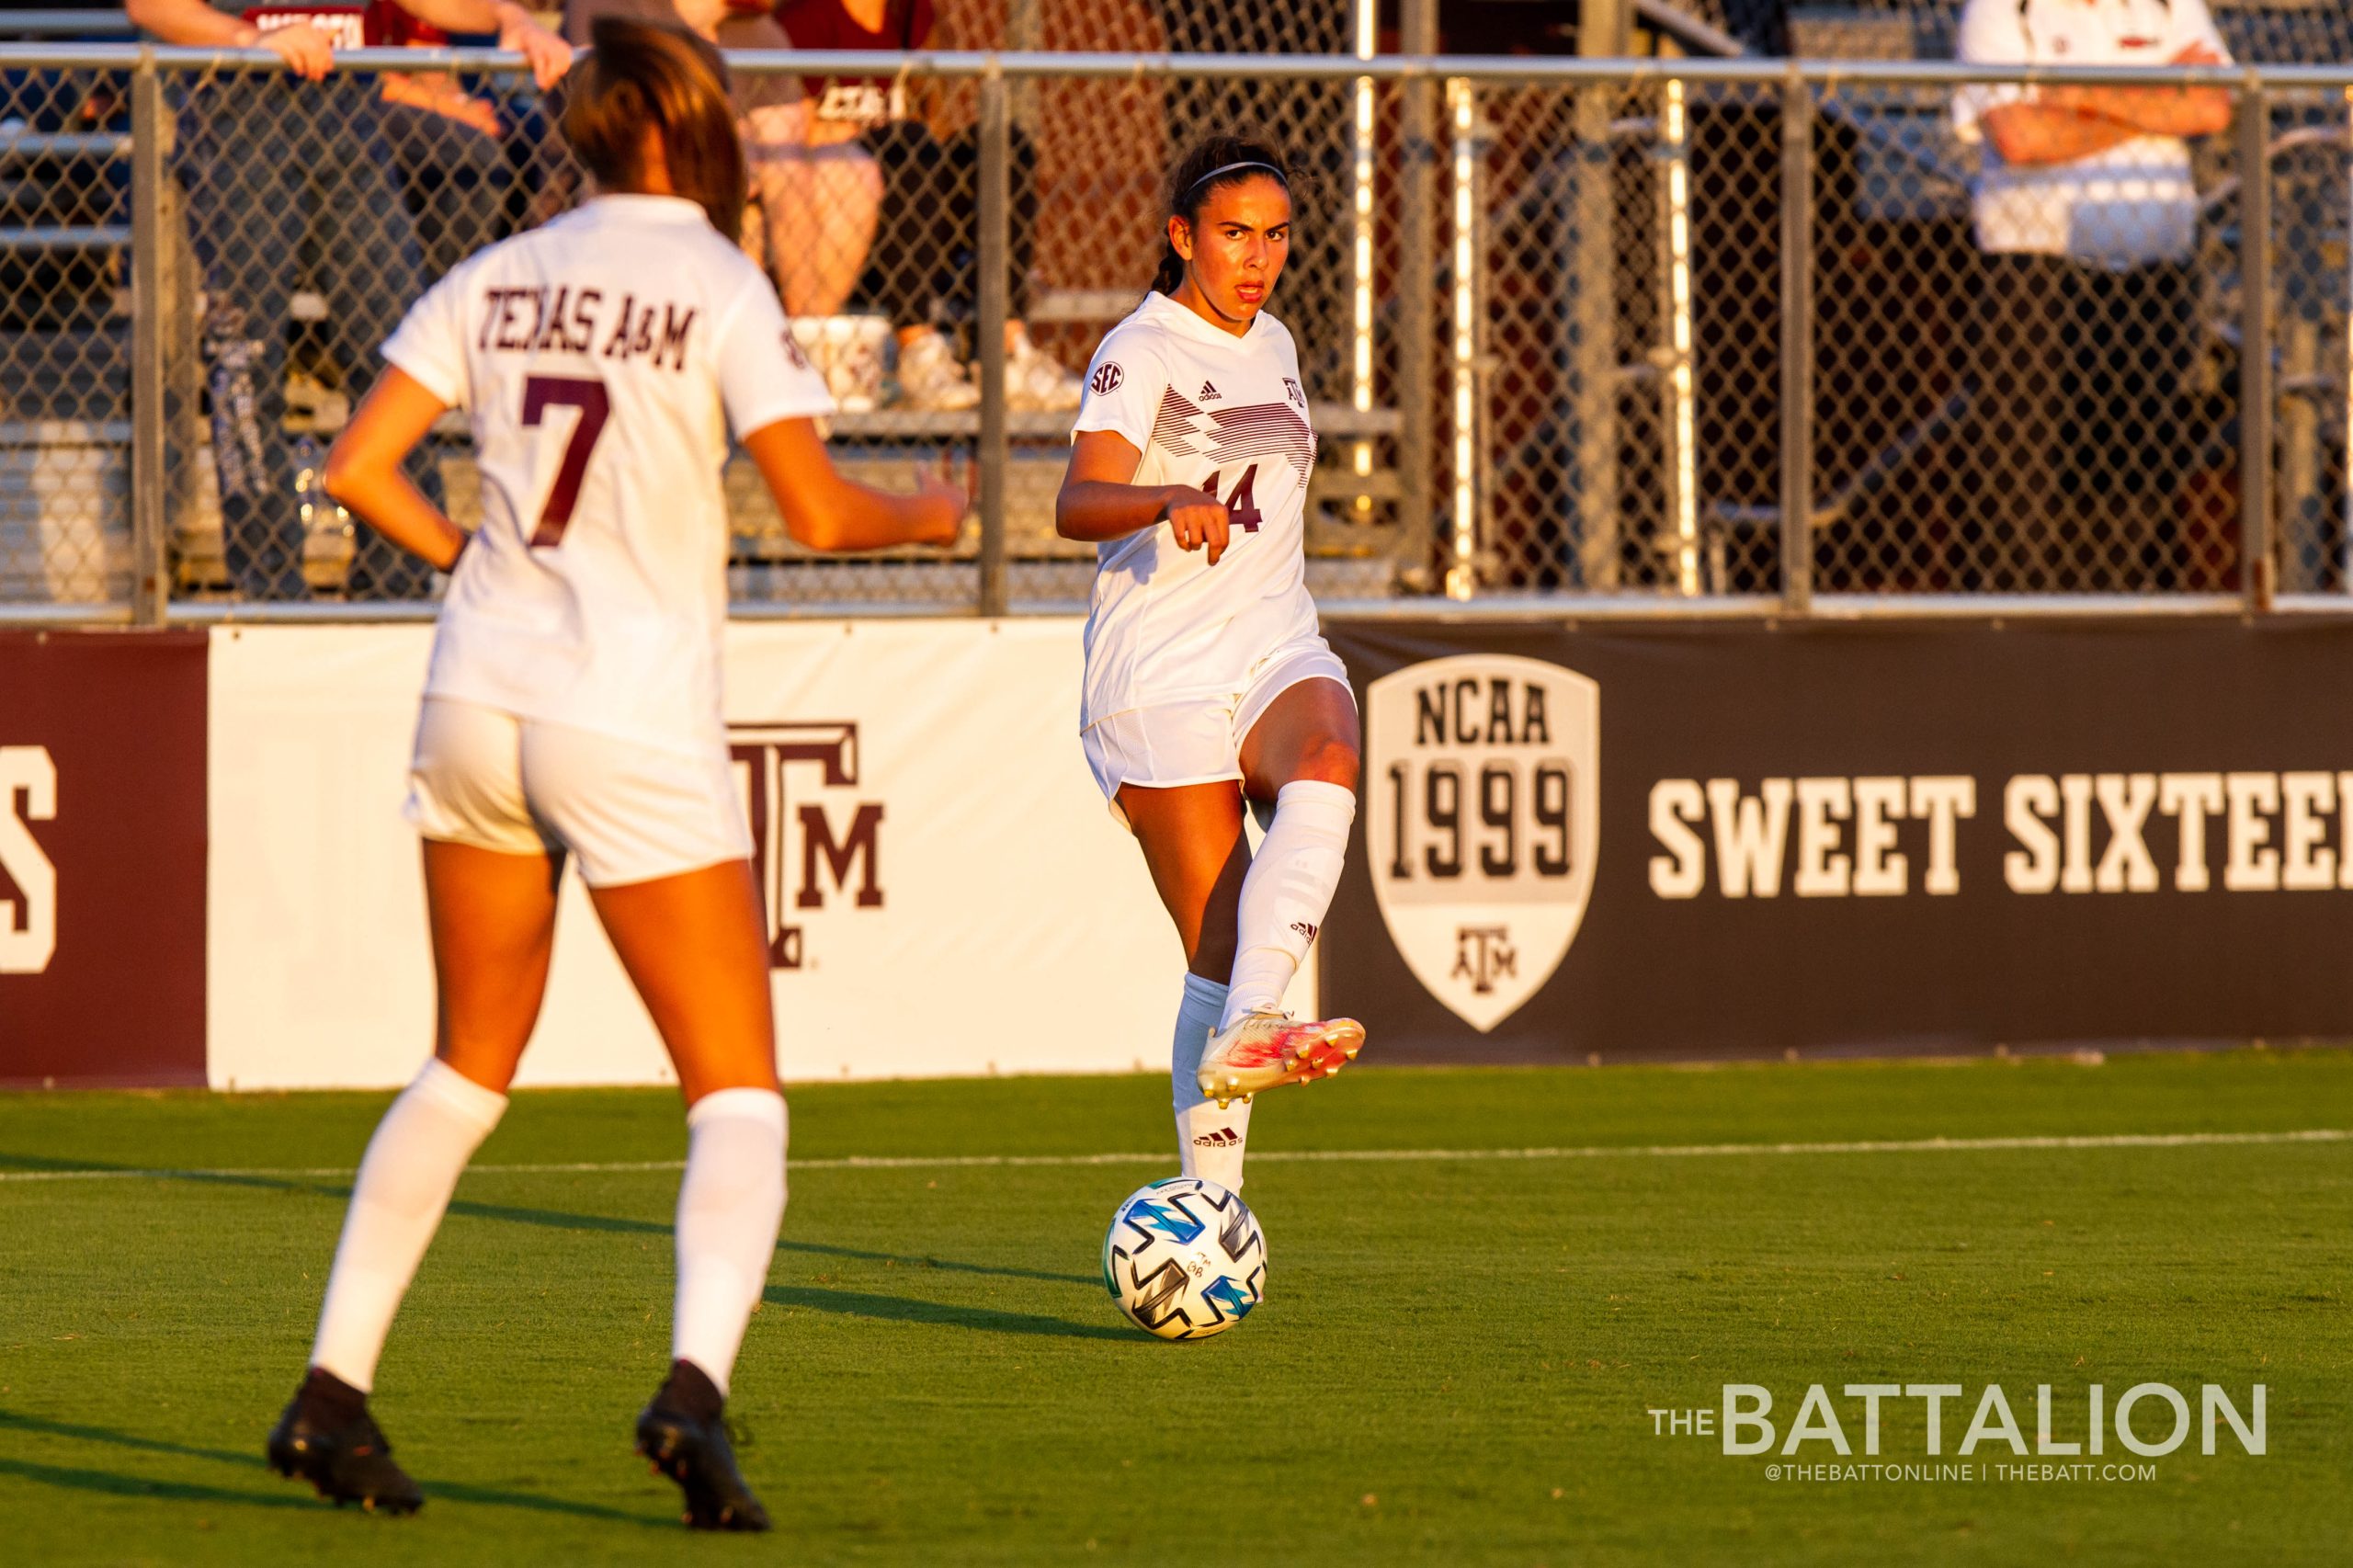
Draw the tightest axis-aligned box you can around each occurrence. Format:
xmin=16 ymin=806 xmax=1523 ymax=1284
xmin=1199 ymin=381 xmax=1222 ymax=402
xmin=1191 ymin=1127 xmax=1241 ymax=1148
xmin=1290 ymin=920 xmax=1320 ymax=944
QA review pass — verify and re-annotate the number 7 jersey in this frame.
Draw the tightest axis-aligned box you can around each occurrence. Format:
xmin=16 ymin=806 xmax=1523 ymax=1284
xmin=380 ymin=194 xmax=835 ymax=757
xmin=1071 ymin=290 xmax=1320 ymax=728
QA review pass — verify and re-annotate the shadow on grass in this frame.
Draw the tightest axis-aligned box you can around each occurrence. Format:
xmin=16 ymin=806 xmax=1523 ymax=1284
xmin=0 ymin=1456 xmax=317 ymax=1510
xmin=766 ymin=1284 xmax=1133 ymax=1342
xmin=3 ymin=1152 xmax=1096 ymax=1290
xmin=0 ymin=1409 xmax=667 ymax=1528
xmin=777 ymin=1238 xmax=1095 ymax=1289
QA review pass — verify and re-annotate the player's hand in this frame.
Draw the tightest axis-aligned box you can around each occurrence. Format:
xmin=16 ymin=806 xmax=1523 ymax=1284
xmin=909 ymin=472 xmax=965 ymax=549
xmin=1162 ymin=488 xmax=1231 ymax=566
xmin=260 ymin=22 xmax=335 ymax=81
xmin=494 ymin=3 xmax=574 ymax=89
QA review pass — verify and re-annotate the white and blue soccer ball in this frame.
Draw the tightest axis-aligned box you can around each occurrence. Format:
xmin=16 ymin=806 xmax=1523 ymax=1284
xmin=1102 ymin=1176 xmax=1267 ymax=1340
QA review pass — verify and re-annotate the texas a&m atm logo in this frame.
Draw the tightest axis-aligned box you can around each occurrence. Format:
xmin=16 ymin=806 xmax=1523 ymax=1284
xmin=728 ymin=722 xmax=886 ymax=971
xmin=1364 ymin=655 xmax=1598 ymax=1032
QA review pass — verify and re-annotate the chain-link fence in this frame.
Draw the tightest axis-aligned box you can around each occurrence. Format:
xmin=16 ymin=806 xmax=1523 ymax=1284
xmin=0 ymin=59 xmax=132 ymax=615
xmin=1460 ymin=57 xmax=2349 ymax=607
xmin=1 ymin=46 xmax=2348 ymax=619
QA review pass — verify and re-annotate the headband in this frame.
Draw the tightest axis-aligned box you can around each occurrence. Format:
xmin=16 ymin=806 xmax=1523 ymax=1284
xmin=1185 ymin=159 xmax=1286 ymax=199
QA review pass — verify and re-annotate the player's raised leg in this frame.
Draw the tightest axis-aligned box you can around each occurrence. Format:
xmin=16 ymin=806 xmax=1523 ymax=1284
xmin=589 ymin=858 xmax=785 ymax=1533
xmin=1195 ymin=676 xmax=1364 ymax=1109
xmin=268 ymin=837 xmax=562 ymax=1514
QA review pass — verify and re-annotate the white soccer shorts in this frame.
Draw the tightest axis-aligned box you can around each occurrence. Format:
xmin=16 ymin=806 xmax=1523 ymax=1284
xmin=1081 ymin=634 xmax=1354 ymax=828
xmin=404 ymin=699 xmax=754 ymax=888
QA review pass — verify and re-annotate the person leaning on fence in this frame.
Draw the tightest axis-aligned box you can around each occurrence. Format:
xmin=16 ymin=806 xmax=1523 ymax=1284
xmin=126 ymin=0 xmax=570 ymax=602
xmin=776 ymin=0 xmax=1081 ymax=413
xmin=1951 ymin=0 xmax=2235 ymax=591
xmin=372 ymin=0 xmax=529 ymax=286
xmin=559 ymin=0 xmax=866 ymax=340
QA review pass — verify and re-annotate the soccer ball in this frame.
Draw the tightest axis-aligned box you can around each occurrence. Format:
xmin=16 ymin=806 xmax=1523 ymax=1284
xmin=1101 ymin=1176 xmax=1267 ymax=1340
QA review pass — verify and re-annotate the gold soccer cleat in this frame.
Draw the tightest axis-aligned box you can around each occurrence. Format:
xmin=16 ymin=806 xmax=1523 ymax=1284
xmin=1197 ymin=1010 xmax=1366 ymax=1108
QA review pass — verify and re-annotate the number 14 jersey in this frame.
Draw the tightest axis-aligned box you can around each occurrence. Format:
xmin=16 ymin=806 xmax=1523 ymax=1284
xmin=381 ymin=194 xmax=835 ymax=757
xmin=1071 ymin=291 xmax=1320 ymax=729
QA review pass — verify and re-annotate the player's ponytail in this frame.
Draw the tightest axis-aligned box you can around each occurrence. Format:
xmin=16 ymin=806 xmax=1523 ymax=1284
xmin=560 ymin=17 xmax=747 ymax=241
xmin=1154 ymin=133 xmax=1292 ymax=296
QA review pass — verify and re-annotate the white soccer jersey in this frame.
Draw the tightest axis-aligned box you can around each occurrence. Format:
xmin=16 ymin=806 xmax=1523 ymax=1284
xmin=381 ymin=194 xmax=835 ymax=757
xmin=1071 ymin=290 xmax=1320 ymax=726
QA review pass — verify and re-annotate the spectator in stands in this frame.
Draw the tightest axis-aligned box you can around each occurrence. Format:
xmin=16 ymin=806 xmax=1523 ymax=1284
xmin=126 ymin=0 xmax=569 ymax=601
xmin=1951 ymin=0 xmax=2234 ymax=590
xmin=559 ymin=1 xmax=868 ymax=332
xmin=373 ymin=1 xmax=511 ymax=282
xmin=778 ymin=0 xmax=1081 ymax=412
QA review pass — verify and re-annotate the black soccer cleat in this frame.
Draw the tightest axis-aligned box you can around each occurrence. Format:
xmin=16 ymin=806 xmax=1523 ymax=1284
xmin=266 ymin=1367 xmax=424 ymax=1516
xmin=634 ymin=1360 xmax=770 ymax=1532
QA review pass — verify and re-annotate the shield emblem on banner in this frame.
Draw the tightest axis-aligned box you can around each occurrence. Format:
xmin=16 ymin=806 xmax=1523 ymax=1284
xmin=1363 ymin=654 xmax=1599 ymax=1033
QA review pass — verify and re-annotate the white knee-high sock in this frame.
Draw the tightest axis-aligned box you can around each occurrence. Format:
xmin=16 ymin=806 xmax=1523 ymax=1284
xmin=310 ymin=1058 xmax=507 ymax=1392
xmin=1170 ymin=971 xmax=1253 ymax=1191
xmin=671 ymin=1087 xmax=788 ymax=1397
xmin=1222 ymin=779 xmax=1357 ymax=1028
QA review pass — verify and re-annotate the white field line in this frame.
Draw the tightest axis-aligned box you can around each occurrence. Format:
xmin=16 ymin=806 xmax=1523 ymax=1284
xmin=0 ymin=1127 xmax=2346 ymax=1185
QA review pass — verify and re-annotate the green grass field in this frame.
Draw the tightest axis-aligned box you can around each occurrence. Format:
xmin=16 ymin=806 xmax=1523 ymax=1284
xmin=2 ymin=1050 xmax=2347 ymax=1566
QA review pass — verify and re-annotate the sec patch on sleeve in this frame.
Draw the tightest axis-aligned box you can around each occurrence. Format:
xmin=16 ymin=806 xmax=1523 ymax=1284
xmin=1090 ymin=361 xmax=1123 ymax=395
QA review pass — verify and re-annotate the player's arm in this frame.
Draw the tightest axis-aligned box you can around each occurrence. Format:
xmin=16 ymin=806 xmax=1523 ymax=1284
xmin=125 ymin=0 xmax=335 ymax=76
xmin=323 ymin=369 xmax=471 ymax=572
xmin=741 ymin=418 xmax=963 ymax=553
xmin=1055 ymin=429 xmax=1232 ymax=565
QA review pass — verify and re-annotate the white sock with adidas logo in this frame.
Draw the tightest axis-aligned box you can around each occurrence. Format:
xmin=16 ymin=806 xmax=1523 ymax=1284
xmin=1171 ymin=971 xmax=1252 ymax=1191
xmin=1220 ymin=779 xmax=1357 ymax=1028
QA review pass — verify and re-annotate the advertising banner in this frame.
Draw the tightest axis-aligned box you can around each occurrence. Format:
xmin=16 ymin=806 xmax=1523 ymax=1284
xmin=207 ymin=619 xmax=1304 ymax=1091
xmin=1322 ymin=618 xmax=2353 ymax=1062
xmin=0 ymin=631 xmax=209 ymax=1086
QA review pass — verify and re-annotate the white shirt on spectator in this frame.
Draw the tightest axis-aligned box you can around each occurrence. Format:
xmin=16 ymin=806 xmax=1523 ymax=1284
xmin=1952 ymin=0 xmax=2230 ymax=267
xmin=381 ymin=194 xmax=835 ymax=758
xmin=1071 ymin=290 xmax=1320 ymax=727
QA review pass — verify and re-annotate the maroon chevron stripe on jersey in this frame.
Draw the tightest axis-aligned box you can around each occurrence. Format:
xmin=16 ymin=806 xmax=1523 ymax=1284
xmin=1203 ymin=401 xmax=1315 ymax=474
xmin=1149 ymin=390 xmax=1314 ymax=476
xmin=1150 ymin=388 xmax=1206 ymax=457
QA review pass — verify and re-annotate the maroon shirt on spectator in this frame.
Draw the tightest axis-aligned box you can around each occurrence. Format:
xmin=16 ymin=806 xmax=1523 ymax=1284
xmin=772 ymin=0 xmax=932 ymax=128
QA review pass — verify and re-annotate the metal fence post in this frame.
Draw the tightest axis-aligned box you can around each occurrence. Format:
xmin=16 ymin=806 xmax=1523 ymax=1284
xmin=1445 ymin=76 xmax=1482 ymax=598
xmin=1779 ymin=70 xmax=1815 ymax=615
xmin=1397 ymin=0 xmax=1438 ymax=588
xmin=129 ymin=51 xmax=166 ymax=626
xmin=1655 ymin=59 xmax=1700 ymax=595
xmin=975 ymin=63 xmax=1010 ymax=618
xmin=1568 ymin=17 xmax=1622 ymax=588
xmin=2238 ymin=74 xmax=2273 ymax=613
xmin=1004 ymin=0 xmax=1040 ymax=128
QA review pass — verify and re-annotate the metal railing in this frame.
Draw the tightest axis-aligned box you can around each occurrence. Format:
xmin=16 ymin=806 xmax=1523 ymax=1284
xmin=0 ymin=47 xmax=2347 ymax=622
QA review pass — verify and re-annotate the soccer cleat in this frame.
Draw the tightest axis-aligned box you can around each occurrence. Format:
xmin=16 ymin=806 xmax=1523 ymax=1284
xmin=635 ymin=1361 xmax=770 ymax=1532
xmin=266 ymin=1368 xmax=424 ymax=1515
xmin=1197 ymin=1009 xmax=1366 ymax=1108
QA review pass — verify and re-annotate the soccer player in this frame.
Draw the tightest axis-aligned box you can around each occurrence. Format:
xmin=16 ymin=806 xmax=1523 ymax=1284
xmin=262 ymin=19 xmax=961 ymax=1530
xmin=1053 ymin=135 xmax=1364 ymax=1198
